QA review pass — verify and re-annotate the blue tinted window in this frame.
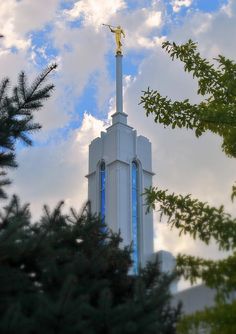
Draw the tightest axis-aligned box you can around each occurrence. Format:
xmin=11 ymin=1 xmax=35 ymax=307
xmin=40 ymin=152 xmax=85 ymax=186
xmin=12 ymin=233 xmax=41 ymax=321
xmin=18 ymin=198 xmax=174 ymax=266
xmin=100 ymin=161 xmax=106 ymax=226
xmin=132 ymin=161 xmax=139 ymax=275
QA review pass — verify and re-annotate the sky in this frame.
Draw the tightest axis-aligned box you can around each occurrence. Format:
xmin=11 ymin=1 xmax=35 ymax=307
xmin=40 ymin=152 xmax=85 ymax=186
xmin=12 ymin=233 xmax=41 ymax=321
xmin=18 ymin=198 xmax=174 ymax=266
xmin=1 ymin=0 xmax=236 ymax=284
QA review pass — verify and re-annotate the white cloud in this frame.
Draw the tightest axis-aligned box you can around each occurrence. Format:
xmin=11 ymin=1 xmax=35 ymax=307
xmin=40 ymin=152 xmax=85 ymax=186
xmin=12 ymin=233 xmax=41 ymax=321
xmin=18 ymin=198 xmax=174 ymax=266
xmin=0 ymin=0 xmax=29 ymax=50
xmin=137 ymin=35 xmax=164 ymax=48
xmin=146 ymin=10 xmax=162 ymax=27
xmin=110 ymin=7 xmax=163 ymax=51
xmin=0 ymin=49 xmax=31 ymax=82
xmin=51 ymin=21 xmax=110 ymax=100
xmin=0 ymin=0 xmax=60 ymax=50
xmin=221 ymin=0 xmax=234 ymax=17
xmin=0 ymin=0 xmax=70 ymax=140
xmin=13 ymin=0 xmax=59 ymax=34
xmin=172 ymin=0 xmax=192 ymax=13
xmin=76 ymin=113 xmax=106 ymax=154
xmin=64 ymin=2 xmax=164 ymax=52
xmin=170 ymin=0 xmax=236 ymax=60
xmin=65 ymin=0 xmax=126 ymax=27
xmin=9 ymin=113 xmax=106 ymax=220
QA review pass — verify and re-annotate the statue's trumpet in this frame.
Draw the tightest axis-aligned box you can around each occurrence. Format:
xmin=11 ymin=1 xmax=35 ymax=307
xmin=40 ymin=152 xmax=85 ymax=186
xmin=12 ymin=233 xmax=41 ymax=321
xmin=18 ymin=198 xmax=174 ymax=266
xmin=102 ymin=24 xmax=116 ymax=28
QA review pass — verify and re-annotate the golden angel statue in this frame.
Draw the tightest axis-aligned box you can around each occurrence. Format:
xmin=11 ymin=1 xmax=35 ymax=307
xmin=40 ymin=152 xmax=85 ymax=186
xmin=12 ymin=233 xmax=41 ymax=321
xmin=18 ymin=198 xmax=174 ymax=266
xmin=103 ymin=24 xmax=125 ymax=54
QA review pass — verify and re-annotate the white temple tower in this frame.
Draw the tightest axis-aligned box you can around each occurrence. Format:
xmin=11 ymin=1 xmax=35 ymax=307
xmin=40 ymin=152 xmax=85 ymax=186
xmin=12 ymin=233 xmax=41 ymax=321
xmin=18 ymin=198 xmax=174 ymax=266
xmin=86 ymin=53 xmax=154 ymax=273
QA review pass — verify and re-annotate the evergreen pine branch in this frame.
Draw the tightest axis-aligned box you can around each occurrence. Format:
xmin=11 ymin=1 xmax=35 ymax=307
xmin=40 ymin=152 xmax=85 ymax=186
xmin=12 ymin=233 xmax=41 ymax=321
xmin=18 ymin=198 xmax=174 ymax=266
xmin=27 ymin=63 xmax=57 ymax=100
xmin=23 ymin=84 xmax=55 ymax=104
xmin=0 ymin=182 xmax=10 ymax=199
xmin=0 ymin=195 xmax=31 ymax=222
xmin=0 ymin=199 xmax=180 ymax=333
xmin=0 ymin=63 xmax=57 ymax=149
xmin=0 ymin=152 xmax=17 ymax=168
xmin=0 ymin=78 xmax=9 ymax=106
xmin=18 ymin=72 xmax=27 ymax=101
xmin=0 ymin=64 xmax=57 ymax=199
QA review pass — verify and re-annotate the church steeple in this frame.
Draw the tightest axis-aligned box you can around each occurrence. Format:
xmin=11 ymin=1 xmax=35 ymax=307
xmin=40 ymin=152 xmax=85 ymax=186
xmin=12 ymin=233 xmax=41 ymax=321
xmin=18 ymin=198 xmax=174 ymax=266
xmin=111 ymin=53 xmax=128 ymax=125
xmin=102 ymin=24 xmax=128 ymax=125
xmin=87 ymin=27 xmax=154 ymax=272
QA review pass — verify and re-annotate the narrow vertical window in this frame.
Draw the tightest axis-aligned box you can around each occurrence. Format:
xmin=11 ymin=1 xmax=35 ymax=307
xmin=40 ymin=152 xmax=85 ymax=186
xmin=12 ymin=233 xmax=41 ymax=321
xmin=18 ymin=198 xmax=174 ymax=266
xmin=100 ymin=161 xmax=106 ymax=225
xmin=132 ymin=161 xmax=139 ymax=274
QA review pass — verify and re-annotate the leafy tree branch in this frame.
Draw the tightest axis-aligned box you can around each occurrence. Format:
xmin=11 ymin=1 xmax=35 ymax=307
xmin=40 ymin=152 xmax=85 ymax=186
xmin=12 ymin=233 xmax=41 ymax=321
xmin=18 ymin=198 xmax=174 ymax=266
xmin=141 ymin=40 xmax=236 ymax=333
xmin=176 ymin=253 xmax=236 ymax=297
xmin=177 ymin=300 xmax=236 ymax=334
xmin=145 ymin=186 xmax=236 ymax=251
xmin=140 ymin=40 xmax=236 ymax=157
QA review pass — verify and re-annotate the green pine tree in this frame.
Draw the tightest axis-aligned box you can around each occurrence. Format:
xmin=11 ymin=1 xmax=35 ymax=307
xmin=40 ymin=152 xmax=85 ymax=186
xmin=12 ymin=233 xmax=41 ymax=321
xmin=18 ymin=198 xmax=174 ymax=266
xmin=0 ymin=197 xmax=181 ymax=334
xmin=0 ymin=64 xmax=57 ymax=198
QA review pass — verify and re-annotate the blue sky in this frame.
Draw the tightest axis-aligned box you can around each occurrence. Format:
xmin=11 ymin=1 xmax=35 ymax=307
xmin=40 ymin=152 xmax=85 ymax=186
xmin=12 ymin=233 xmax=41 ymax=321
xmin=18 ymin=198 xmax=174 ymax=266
xmin=0 ymin=0 xmax=235 ymax=273
xmin=24 ymin=0 xmax=229 ymax=137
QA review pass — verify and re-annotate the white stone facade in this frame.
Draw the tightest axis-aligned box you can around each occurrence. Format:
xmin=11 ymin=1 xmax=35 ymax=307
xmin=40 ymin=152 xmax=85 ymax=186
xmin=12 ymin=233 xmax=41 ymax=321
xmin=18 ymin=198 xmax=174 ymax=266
xmin=86 ymin=114 xmax=154 ymax=268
